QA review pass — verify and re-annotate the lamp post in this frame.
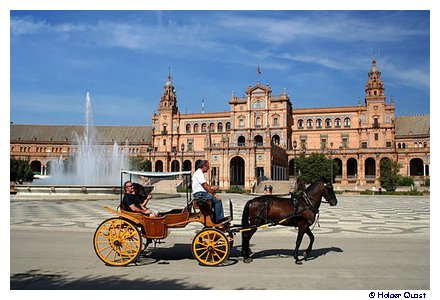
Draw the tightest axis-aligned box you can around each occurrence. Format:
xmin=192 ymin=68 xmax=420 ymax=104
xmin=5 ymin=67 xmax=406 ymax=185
xmin=180 ymin=143 xmax=185 ymax=172
xmin=147 ymin=146 xmax=153 ymax=172
xmin=293 ymin=140 xmax=297 ymax=176
xmin=172 ymin=147 xmax=177 ymax=172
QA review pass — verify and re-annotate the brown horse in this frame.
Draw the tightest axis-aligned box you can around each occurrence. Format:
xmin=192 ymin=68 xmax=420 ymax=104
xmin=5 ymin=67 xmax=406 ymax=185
xmin=241 ymin=178 xmax=338 ymax=264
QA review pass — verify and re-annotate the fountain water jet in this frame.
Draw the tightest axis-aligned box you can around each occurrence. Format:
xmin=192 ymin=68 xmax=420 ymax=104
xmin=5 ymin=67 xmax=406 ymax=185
xmin=20 ymin=93 xmax=131 ymax=196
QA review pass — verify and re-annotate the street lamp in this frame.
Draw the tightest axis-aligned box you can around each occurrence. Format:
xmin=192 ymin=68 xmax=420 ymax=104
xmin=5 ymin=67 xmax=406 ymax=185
xmin=180 ymin=143 xmax=185 ymax=172
xmin=172 ymin=147 xmax=177 ymax=172
xmin=147 ymin=145 xmax=153 ymax=172
xmin=293 ymin=140 xmax=297 ymax=176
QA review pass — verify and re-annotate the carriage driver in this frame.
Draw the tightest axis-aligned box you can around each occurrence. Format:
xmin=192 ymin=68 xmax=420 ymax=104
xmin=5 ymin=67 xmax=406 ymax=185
xmin=192 ymin=160 xmax=226 ymax=223
xmin=122 ymin=181 xmax=158 ymax=217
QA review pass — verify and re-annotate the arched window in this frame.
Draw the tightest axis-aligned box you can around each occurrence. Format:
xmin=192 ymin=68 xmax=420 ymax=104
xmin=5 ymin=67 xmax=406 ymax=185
xmin=255 ymin=117 xmax=262 ymax=127
xmin=201 ymin=123 xmax=207 ymax=132
xmin=344 ymin=117 xmax=351 ymax=127
xmin=186 ymin=124 xmax=191 ymax=133
xmin=217 ymin=122 xmax=223 ymax=132
xmin=307 ymin=119 xmax=313 ymax=128
xmin=398 ymin=143 xmax=401 ymax=149
xmin=193 ymin=123 xmax=199 ymax=133
xmin=252 ymin=100 xmax=264 ymax=109
xmin=225 ymin=122 xmax=231 ymax=131
xmin=298 ymin=119 xmax=304 ymax=129
xmin=414 ymin=142 xmax=418 ymax=148
xmin=237 ymin=136 xmax=246 ymax=146
xmin=335 ymin=118 xmax=341 ymax=127
xmin=209 ymin=123 xmax=215 ymax=132
xmin=325 ymin=118 xmax=332 ymax=128
xmin=316 ymin=119 xmax=322 ymax=128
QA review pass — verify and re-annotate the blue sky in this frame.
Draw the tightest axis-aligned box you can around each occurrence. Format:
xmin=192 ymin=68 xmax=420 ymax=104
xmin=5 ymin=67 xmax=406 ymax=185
xmin=10 ymin=10 xmax=430 ymax=126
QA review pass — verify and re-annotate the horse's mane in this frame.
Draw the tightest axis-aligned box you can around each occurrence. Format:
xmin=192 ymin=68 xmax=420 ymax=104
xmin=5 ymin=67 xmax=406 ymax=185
xmin=305 ymin=178 xmax=327 ymax=193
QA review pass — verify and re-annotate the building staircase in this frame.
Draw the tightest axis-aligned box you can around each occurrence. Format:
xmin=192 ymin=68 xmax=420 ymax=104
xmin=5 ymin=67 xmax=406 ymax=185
xmin=254 ymin=180 xmax=295 ymax=195
xmin=151 ymin=179 xmax=182 ymax=194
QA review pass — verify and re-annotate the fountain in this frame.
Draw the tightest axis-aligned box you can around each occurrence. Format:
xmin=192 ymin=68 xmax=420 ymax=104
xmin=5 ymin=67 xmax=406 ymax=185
xmin=15 ymin=93 xmax=131 ymax=198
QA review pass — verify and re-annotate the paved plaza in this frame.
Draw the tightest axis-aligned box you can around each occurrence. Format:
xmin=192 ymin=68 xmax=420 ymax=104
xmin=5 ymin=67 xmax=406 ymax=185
xmin=10 ymin=193 xmax=430 ymax=237
xmin=10 ymin=193 xmax=430 ymax=290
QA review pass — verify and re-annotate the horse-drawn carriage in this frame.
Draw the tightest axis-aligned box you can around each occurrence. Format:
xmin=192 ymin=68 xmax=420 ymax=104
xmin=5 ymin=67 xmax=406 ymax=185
xmin=93 ymin=170 xmax=338 ymax=267
xmin=93 ymin=170 xmax=234 ymax=267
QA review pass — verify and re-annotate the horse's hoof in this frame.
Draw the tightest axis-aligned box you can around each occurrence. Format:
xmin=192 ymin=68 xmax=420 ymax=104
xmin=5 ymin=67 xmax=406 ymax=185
xmin=295 ymin=260 xmax=303 ymax=265
xmin=303 ymin=251 xmax=309 ymax=260
xmin=243 ymin=258 xmax=253 ymax=263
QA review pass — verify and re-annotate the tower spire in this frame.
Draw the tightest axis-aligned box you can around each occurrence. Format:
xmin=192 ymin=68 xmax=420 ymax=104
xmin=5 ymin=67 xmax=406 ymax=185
xmin=364 ymin=59 xmax=386 ymax=104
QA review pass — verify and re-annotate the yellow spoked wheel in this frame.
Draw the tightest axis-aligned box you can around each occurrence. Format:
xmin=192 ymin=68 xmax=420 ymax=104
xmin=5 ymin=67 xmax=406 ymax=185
xmin=192 ymin=228 xmax=230 ymax=266
xmin=93 ymin=218 xmax=142 ymax=266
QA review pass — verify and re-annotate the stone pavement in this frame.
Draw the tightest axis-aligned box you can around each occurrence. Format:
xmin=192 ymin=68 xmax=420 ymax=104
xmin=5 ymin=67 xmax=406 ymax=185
xmin=10 ymin=193 xmax=430 ymax=238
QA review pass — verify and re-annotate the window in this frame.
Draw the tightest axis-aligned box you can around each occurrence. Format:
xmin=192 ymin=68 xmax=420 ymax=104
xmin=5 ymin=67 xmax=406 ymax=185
xmin=373 ymin=118 xmax=379 ymax=128
xmin=298 ymin=119 xmax=304 ymax=129
xmin=316 ymin=119 xmax=322 ymax=128
xmin=209 ymin=123 xmax=215 ymax=132
xmin=321 ymin=139 xmax=327 ymax=149
xmin=344 ymin=118 xmax=351 ymax=127
xmin=186 ymin=124 xmax=191 ymax=133
xmin=193 ymin=123 xmax=199 ymax=133
xmin=325 ymin=118 xmax=332 ymax=128
xmin=386 ymin=141 xmax=392 ymax=148
xmin=273 ymin=117 xmax=279 ymax=126
xmin=201 ymin=123 xmax=207 ymax=132
xmin=225 ymin=122 xmax=231 ymax=131
xmin=238 ymin=136 xmax=246 ymax=146
xmin=342 ymin=136 xmax=349 ymax=148
xmin=217 ymin=123 xmax=223 ymax=132
xmin=255 ymin=117 xmax=262 ymax=127
xmin=252 ymin=100 xmax=264 ymax=109
xmin=424 ymin=142 xmax=427 ymax=148
xmin=300 ymin=138 xmax=307 ymax=149
xmin=361 ymin=142 xmax=367 ymax=148
xmin=335 ymin=118 xmax=341 ymax=127
xmin=398 ymin=143 xmax=401 ymax=149
xmin=414 ymin=142 xmax=418 ymax=148
xmin=307 ymin=119 xmax=313 ymax=128
xmin=239 ymin=118 xmax=244 ymax=128
xmin=163 ymin=139 xmax=166 ymax=146
xmin=375 ymin=133 xmax=379 ymax=141
xmin=187 ymin=139 xmax=194 ymax=151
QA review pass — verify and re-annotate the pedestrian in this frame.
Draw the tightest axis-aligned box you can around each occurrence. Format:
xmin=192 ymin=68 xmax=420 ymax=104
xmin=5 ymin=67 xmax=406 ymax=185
xmin=268 ymin=185 xmax=273 ymax=194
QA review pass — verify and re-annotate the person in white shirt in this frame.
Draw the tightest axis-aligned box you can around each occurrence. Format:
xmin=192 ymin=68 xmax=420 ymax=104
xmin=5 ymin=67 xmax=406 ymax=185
xmin=192 ymin=160 xmax=225 ymax=223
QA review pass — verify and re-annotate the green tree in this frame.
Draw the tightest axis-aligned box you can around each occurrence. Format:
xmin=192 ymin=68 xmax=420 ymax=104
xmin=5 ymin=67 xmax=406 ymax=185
xmin=396 ymin=175 xmax=414 ymax=187
xmin=379 ymin=159 xmax=402 ymax=192
xmin=129 ymin=156 xmax=152 ymax=171
xmin=10 ymin=158 xmax=34 ymax=183
xmin=295 ymin=153 xmax=339 ymax=184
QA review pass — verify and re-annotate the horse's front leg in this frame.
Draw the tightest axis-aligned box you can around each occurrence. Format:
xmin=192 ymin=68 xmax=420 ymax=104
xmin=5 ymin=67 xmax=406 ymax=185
xmin=241 ymin=228 xmax=256 ymax=263
xmin=293 ymin=223 xmax=307 ymax=265
xmin=303 ymin=226 xmax=314 ymax=261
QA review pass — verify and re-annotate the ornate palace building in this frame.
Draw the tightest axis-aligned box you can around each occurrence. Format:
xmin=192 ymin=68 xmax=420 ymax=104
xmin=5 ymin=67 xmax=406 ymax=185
xmin=10 ymin=60 xmax=430 ymax=190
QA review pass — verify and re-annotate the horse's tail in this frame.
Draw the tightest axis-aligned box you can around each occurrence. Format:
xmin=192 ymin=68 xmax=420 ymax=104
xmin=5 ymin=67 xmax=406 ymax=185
xmin=241 ymin=199 xmax=253 ymax=229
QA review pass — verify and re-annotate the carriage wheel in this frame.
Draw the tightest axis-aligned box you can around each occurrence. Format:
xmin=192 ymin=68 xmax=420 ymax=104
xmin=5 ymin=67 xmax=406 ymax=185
xmin=93 ymin=218 xmax=142 ymax=266
xmin=192 ymin=228 xmax=230 ymax=266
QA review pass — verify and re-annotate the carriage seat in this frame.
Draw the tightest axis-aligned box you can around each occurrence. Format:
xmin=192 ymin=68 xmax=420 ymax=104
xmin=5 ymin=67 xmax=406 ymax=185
xmin=194 ymin=195 xmax=213 ymax=212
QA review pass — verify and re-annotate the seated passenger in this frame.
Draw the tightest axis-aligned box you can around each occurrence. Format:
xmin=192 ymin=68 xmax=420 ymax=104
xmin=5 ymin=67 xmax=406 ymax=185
xmin=192 ymin=160 xmax=225 ymax=223
xmin=122 ymin=181 xmax=158 ymax=217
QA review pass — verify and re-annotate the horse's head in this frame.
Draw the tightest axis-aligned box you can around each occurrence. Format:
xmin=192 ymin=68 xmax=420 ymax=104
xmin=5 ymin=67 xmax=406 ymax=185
xmin=322 ymin=179 xmax=338 ymax=206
